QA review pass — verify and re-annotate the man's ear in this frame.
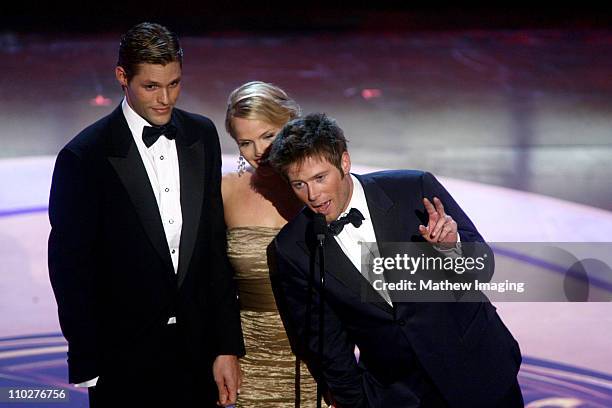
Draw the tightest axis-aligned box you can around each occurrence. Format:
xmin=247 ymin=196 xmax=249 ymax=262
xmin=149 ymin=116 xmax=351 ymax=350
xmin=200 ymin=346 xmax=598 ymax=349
xmin=115 ymin=66 xmax=128 ymax=88
xmin=341 ymin=151 xmax=351 ymax=176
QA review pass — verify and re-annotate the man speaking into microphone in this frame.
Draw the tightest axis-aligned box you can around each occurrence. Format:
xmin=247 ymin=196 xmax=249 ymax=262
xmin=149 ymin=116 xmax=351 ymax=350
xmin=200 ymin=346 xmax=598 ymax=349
xmin=267 ymin=113 xmax=523 ymax=407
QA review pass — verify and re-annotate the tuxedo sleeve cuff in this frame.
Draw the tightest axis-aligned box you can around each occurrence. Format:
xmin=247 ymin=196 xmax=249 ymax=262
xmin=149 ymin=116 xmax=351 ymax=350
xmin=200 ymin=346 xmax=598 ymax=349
xmin=74 ymin=376 xmax=98 ymax=387
xmin=433 ymin=234 xmax=463 ymax=258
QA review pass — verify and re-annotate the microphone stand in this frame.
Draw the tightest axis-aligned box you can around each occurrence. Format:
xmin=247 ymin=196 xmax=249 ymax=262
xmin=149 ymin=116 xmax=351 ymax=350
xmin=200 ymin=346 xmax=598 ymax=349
xmin=313 ymin=214 xmax=327 ymax=408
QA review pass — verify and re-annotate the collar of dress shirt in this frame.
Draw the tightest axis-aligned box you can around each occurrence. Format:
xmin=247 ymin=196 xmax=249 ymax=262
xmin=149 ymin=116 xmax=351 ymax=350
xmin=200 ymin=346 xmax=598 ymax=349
xmin=121 ymin=97 xmax=152 ymax=150
xmin=336 ymin=173 xmax=371 ymax=224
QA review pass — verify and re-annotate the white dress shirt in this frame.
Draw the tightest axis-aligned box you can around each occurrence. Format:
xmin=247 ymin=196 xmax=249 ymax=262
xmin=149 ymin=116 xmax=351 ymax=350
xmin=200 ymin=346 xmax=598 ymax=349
xmin=122 ymin=98 xmax=182 ymax=273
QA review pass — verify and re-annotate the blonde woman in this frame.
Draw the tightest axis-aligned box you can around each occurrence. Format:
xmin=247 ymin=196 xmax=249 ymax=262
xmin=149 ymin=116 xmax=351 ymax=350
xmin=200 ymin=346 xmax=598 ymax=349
xmin=222 ymin=81 xmax=317 ymax=407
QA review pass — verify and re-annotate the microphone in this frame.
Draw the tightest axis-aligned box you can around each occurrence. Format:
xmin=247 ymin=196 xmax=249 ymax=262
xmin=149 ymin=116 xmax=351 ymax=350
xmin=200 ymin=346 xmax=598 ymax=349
xmin=313 ymin=213 xmax=327 ymax=246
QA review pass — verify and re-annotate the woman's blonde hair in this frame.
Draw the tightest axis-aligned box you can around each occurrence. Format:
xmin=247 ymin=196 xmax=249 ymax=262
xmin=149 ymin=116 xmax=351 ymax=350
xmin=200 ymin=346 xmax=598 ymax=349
xmin=225 ymin=81 xmax=301 ymax=138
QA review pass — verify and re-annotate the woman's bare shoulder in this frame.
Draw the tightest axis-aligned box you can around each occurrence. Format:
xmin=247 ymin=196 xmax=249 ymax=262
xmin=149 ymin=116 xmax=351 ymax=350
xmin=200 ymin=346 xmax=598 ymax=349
xmin=222 ymin=172 xmax=250 ymax=202
xmin=222 ymin=172 xmax=238 ymax=201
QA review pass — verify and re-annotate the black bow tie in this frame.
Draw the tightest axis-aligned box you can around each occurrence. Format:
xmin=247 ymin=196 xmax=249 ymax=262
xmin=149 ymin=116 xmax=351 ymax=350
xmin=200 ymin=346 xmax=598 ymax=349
xmin=142 ymin=123 xmax=177 ymax=148
xmin=328 ymin=208 xmax=365 ymax=235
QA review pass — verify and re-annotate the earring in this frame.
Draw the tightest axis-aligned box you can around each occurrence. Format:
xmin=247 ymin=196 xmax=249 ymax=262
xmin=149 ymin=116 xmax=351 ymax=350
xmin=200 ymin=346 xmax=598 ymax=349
xmin=237 ymin=155 xmax=246 ymax=176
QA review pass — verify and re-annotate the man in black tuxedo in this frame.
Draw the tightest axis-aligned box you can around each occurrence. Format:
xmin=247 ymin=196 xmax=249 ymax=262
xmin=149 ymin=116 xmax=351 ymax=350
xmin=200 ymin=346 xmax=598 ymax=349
xmin=267 ymin=113 xmax=523 ymax=407
xmin=48 ymin=22 xmax=244 ymax=407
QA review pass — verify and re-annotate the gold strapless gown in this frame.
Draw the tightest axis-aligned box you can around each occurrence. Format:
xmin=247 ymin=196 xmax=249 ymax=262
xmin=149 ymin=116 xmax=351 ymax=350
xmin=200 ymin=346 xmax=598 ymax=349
xmin=227 ymin=226 xmax=317 ymax=407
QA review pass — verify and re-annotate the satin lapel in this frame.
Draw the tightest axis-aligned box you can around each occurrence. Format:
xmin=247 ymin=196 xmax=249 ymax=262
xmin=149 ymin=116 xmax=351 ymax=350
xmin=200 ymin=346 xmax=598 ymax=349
xmin=296 ymin=226 xmax=393 ymax=314
xmin=106 ymin=106 xmax=174 ymax=275
xmin=357 ymin=174 xmax=408 ymax=306
xmin=358 ymin=174 xmax=418 ymax=309
xmin=357 ymin=174 xmax=397 ymax=246
xmin=175 ymin=124 xmax=205 ymax=288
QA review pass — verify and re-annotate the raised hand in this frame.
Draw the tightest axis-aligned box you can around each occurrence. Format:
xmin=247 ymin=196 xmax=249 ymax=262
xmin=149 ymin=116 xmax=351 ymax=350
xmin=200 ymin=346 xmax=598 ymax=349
xmin=418 ymin=197 xmax=458 ymax=246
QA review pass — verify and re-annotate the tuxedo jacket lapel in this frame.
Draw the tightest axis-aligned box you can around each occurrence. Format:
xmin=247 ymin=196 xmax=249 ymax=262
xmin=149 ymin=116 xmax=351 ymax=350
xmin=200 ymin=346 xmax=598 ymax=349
xmin=357 ymin=174 xmax=396 ymax=247
xmin=357 ymin=174 xmax=411 ymax=306
xmin=174 ymin=117 xmax=205 ymax=288
xmin=358 ymin=174 xmax=427 ymax=310
xmin=106 ymin=106 xmax=175 ymax=277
